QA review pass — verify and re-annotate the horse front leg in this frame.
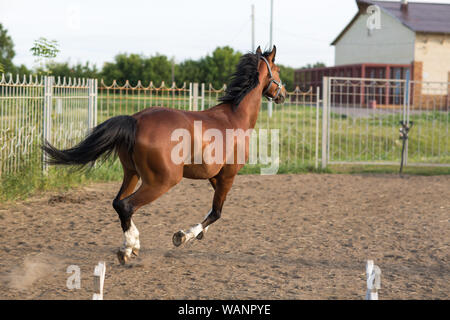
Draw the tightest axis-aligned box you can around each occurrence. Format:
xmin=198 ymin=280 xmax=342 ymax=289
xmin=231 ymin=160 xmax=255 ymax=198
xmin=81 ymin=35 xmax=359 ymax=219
xmin=172 ymin=174 xmax=235 ymax=246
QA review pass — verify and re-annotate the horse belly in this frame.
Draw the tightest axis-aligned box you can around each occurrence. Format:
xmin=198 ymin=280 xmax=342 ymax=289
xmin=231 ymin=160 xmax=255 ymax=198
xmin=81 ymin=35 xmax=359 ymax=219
xmin=182 ymin=164 xmax=222 ymax=179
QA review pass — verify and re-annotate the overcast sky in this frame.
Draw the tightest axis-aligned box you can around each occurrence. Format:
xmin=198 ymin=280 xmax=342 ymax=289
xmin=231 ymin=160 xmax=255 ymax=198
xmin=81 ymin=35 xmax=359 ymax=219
xmin=1 ymin=0 xmax=449 ymax=69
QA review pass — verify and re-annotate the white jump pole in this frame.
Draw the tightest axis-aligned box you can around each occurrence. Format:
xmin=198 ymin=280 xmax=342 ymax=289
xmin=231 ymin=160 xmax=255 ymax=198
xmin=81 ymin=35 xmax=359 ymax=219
xmin=365 ymin=260 xmax=381 ymax=300
xmin=92 ymin=261 xmax=106 ymax=300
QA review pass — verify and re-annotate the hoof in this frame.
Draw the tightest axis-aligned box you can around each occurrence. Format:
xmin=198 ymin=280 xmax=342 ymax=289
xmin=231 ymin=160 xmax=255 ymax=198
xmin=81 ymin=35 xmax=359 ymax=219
xmin=172 ymin=230 xmax=186 ymax=247
xmin=117 ymin=250 xmax=130 ymax=265
xmin=196 ymin=231 xmax=204 ymax=240
xmin=132 ymin=248 xmax=139 ymax=257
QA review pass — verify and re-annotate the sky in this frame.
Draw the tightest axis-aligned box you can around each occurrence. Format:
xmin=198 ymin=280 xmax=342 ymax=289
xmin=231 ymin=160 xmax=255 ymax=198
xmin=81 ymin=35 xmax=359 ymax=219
xmin=1 ymin=0 xmax=449 ymax=69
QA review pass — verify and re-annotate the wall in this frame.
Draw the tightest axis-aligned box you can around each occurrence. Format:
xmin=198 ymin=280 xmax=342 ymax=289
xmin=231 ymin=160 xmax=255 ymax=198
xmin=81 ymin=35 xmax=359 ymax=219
xmin=415 ymin=33 xmax=450 ymax=85
xmin=334 ymin=10 xmax=415 ymax=65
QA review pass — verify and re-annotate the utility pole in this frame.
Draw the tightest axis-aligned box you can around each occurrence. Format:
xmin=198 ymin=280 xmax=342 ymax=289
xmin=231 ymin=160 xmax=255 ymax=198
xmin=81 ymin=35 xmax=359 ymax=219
xmin=269 ymin=0 xmax=273 ymax=48
xmin=251 ymin=4 xmax=255 ymax=52
xmin=268 ymin=0 xmax=274 ymax=118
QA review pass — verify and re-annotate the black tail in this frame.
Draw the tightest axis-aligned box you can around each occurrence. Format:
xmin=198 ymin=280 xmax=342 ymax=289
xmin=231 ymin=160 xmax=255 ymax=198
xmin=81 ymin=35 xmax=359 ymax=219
xmin=42 ymin=115 xmax=137 ymax=167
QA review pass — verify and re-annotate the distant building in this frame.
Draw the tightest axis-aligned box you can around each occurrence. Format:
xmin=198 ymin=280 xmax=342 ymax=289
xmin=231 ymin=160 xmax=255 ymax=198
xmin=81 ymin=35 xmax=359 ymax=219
xmin=295 ymin=0 xmax=450 ymax=108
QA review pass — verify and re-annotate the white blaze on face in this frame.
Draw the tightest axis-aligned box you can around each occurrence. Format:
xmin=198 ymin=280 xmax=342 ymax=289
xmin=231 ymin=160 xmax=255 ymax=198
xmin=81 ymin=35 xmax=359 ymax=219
xmin=121 ymin=220 xmax=139 ymax=256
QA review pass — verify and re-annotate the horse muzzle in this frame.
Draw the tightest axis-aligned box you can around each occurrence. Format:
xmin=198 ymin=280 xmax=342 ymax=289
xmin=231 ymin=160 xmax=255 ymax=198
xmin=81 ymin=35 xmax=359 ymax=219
xmin=274 ymin=87 xmax=286 ymax=104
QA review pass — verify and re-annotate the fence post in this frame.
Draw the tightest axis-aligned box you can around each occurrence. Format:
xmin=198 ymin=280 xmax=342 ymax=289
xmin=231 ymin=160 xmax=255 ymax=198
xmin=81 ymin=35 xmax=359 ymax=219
xmin=321 ymin=77 xmax=329 ymax=169
xmin=189 ymin=83 xmax=193 ymax=111
xmin=404 ymin=77 xmax=410 ymax=166
xmin=43 ymin=76 xmax=54 ymax=173
xmin=88 ymin=79 xmax=98 ymax=130
xmin=315 ymin=86 xmax=320 ymax=170
xmin=94 ymin=79 xmax=98 ymax=127
xmin=193 ymin=83 xmax=199 ymax=111
xmin=201 ymin=83 xmax=205 ymax=110
xmin=88 ymin=79 xmax=92 ymax=130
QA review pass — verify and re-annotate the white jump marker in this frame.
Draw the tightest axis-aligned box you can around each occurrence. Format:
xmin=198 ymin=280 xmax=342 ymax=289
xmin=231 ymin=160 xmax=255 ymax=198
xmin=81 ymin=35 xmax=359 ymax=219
xmin=93 ymin=261 xmax=106 ymax=300
xmin=365 ymin=260 xmax=381 ymax=300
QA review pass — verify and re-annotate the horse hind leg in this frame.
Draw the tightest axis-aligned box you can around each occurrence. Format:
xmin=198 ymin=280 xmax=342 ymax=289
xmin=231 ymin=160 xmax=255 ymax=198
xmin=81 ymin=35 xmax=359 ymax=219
xmin=114 ymin=176 xmax=180 ymax=264
xmin=112 ymin=169 xmax=140 ymax=264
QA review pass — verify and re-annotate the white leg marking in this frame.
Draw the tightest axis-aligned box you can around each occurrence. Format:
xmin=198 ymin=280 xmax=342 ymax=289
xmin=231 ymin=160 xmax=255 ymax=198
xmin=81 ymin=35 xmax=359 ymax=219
xmin=203 ymin=209 xmax=212 ymax=234
xmin=184 ymin=223 xmax=203 ymax=242
xmin=132 ymin=220 xmax=140 ymax=251
xmin=120 ymin=220 xmax=139 ymax=256
xmin=177 ymin=209 xmax=215 ymax=245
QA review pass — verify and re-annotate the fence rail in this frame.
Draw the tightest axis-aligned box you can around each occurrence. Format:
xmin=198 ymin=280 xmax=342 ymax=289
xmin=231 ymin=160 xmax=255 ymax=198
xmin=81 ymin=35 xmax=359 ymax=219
xmin=1 ymin=73 xmax=448 ymax=178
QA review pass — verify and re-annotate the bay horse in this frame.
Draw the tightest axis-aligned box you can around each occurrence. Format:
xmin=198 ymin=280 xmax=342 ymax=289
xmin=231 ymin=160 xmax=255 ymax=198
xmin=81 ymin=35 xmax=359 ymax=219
xmin=42 ymin=46 xmax=286 ymax=264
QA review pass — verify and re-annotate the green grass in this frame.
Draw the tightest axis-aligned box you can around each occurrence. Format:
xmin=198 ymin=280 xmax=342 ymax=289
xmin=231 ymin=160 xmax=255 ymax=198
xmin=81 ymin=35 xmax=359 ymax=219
xmin=329 ymin=164 xmax=450 ymax=176
xmin=0 ymin=157 xmax=123 ymax=202
xmin=238 ymin=163 xmax=331 ymax=175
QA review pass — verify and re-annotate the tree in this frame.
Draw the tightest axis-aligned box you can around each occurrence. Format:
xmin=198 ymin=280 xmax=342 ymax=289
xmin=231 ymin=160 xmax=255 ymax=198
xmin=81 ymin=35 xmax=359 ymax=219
xmin=0 ymin=24 xmax=16 ymax=74
xmin=43 ymin=61 xmax=99 ymax=79
xmin=278 ymin=65 xmax=294 ymax=92
xmin=142 ymin=54 xmax=172 ymax=86
xmin=202 ymin=46 xmax=242 ymax=88
xmin=175 ymin=59 xmax=205 ymax=85
xmin=301 ymin=62 xmax=326 ymax=69
xmin=101 ymin=53 xmax=172 ymax=87
xmin=30 ymin=37 xmax=60 ymax=75
xmin=102 ymin=53 xmax=144 ymax=86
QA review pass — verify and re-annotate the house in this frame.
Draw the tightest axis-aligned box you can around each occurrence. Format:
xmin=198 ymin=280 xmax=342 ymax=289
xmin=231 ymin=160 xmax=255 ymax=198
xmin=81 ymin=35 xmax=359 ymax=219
xmin=294 ymin=0 xmax=450 ymax=108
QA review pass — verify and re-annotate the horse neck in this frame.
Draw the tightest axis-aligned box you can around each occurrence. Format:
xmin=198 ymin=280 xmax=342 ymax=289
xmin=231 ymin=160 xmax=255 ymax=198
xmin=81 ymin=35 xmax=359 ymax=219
xmin=233 ymin=74 xmax=266 ymax=129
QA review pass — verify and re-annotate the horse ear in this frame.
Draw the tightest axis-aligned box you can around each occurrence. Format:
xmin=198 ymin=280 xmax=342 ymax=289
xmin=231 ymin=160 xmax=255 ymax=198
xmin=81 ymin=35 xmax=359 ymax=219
xmin=256 ymin=46 xmax=262 ymax=55
xmin=269 ymin=45 xmax=277 ymax=62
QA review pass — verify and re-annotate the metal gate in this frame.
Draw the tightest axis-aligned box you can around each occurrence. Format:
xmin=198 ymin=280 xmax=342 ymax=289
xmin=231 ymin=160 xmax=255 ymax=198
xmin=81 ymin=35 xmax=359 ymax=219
xmin=322 ymin=76 xmax=449 ymax=168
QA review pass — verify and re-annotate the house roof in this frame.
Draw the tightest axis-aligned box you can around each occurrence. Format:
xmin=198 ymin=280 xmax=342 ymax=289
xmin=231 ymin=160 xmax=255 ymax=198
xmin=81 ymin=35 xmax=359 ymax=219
xmin=331 ymin=0 xmax=450 ymax=45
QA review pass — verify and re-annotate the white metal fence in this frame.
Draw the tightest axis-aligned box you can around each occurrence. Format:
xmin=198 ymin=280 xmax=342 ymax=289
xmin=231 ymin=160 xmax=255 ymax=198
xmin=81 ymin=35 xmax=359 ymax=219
xmin=0 ymin=74 xmax=96 ymax=175
xmin=322 ymin=77 xmax=449 ymax=167
xmin=1 ymin=73 xmax=448 ymax=177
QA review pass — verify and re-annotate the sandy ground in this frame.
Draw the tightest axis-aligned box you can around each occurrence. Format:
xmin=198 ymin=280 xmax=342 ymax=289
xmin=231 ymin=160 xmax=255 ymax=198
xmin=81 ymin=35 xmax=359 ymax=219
xmin=0 ymin=174 xmax=448 ymax=300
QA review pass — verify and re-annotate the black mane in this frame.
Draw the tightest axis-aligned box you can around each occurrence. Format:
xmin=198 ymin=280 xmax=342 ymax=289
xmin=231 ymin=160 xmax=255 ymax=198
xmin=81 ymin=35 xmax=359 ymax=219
xmin=219 ymin=49 xmax=271 ymax=110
